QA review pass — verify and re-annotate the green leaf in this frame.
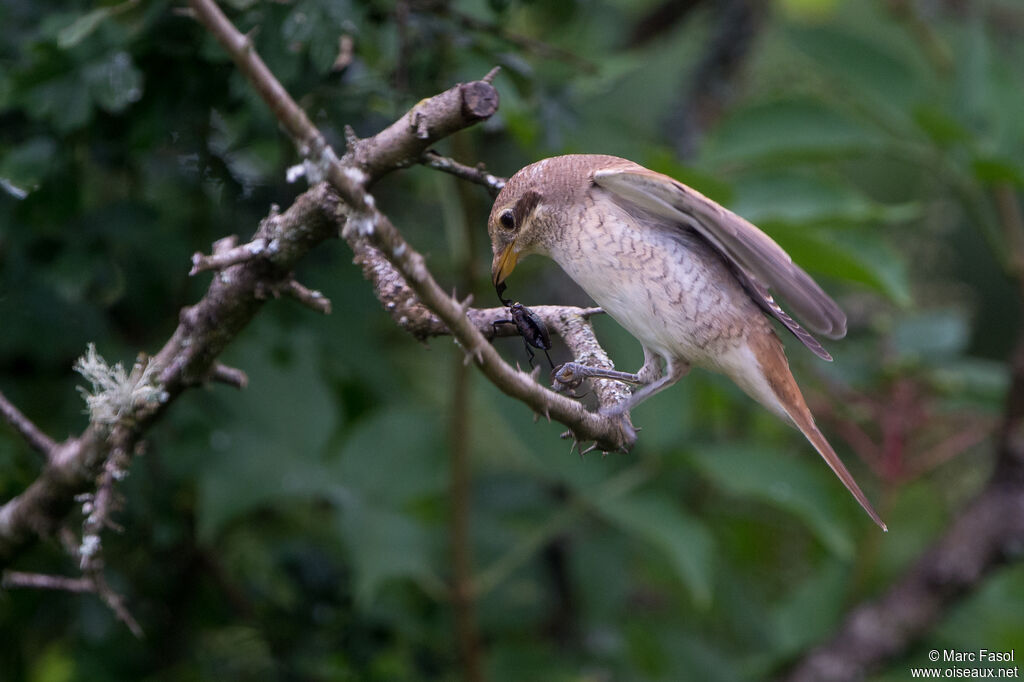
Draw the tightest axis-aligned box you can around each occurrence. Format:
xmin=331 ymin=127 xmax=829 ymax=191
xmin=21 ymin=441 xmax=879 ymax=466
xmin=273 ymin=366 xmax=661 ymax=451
xmin=914 ymin=106 xmax=971 ymax=146
xmin=936 ymin=565 xmax=1024 ymax=653
xmin=932 ymin=358 xmax=1009 ymax=409
xmin=768 ymin=224 xmax=912 ymax=306
xmin=57 ymin=6 xmax=118 ymax=49
xmin=0 ymin=136 xmax=57 ymax=190
xmin=702 ymin=98 xmax=879 ymax=166
xmin=732 ymin=172 xmax=882 ymax=225
xmin=22 ymin=75 xmax=93 ymax=132
xmin=768 ymin=560 xmax=850 ymax=655
xmin=28 ymin=642 xmax=74 ymax=682
xmin=328 ymin=408 xmax=446 ymax=603
xmin=687 ymin=444 xmax=857 ymax=557
xmin=788 ymin=25 xmax=920 ymax=107
xmin=332 ymin=408 xmax=446 ymax=504
xmin=593 ymin=492 xmax=715 ymax=608
xmin=891 ymin=309 xmax=970 ymax=360
xmin=84 ymin=52 xmax=143 ymax=113
xmin=971 ymin=156 xmax=1024 ymax=187
xmin=335 ymin=502 xmax=435 ymax=605
xmin=196 ymin=332 xmax=338 ymax=539
xmin=779 ymin=0 xmax=840 ymax=20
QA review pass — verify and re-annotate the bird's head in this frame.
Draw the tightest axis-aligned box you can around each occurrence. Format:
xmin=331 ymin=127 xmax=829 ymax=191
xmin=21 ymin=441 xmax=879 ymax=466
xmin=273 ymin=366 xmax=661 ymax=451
xmin=488 ymin=179 xmax=546 ymax=291
xmin=488 ymin=155 xmax=612 ymax=293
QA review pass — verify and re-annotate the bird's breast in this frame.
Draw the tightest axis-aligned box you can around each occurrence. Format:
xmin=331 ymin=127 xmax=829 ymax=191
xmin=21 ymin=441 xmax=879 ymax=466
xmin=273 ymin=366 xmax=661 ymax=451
xmin=548 ymin=200 xmax=768 ymax=368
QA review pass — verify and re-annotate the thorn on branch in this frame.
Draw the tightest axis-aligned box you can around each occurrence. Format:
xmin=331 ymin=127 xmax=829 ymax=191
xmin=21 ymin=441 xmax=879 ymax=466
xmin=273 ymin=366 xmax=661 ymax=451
xmin=210 ymin=363 xmax=249 ymax=389
xmin=482 ymin=66 xmax=501 ymax=83
xmin=0 ymin=390 xmax=57 ymax=458
xmin=190 ymin=237 xmax=271 ymax=276
xmin=282 ymin=279 xmax=332 ymax=314
xmin=461 ymin=345 xmax=485 ymax=367
xmin=344 ymin=125 xmax=360 ymax=153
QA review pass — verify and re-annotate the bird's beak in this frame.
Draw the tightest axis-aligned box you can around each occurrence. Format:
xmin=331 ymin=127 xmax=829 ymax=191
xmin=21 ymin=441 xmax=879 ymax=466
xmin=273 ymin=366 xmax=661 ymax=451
xmin=492 ymin=243 xmax=519 ymax=288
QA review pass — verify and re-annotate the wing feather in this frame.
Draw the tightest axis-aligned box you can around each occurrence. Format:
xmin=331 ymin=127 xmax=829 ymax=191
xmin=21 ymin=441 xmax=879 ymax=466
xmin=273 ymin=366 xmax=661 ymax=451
xmin=593 ymin=166 xmax=847 ymax=340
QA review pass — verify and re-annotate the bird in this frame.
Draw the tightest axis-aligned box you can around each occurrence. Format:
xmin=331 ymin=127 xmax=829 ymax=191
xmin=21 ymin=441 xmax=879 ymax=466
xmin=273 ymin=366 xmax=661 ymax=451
xmin=487 ymin=154 xmax=886 ymax=531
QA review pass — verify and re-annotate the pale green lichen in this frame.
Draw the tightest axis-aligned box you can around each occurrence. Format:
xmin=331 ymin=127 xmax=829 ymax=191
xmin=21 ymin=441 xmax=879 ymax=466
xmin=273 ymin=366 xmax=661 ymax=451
xmin=74 ymin=344 xmax=166 ymax=427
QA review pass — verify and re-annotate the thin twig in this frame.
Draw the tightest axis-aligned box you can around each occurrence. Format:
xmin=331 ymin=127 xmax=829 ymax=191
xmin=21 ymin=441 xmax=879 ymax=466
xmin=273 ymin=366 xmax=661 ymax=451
xmin=420 ymin=150 xmax=505 ymax=198
xmin=190 ymin=237 xmax=268 ymax=276
xmin=92 ymin=570 xmax=144 ymax=638
xmin=0 ymin=390 xmax=57 ymax=458
xmin=2 ymin=567 xmax=144 ymax=637
xmin=209 ymin=363 xmax=249 ymax=389
xmin=281 ymin=279 xmax=332 ymax=314
xmin=2 ymin=570 xmax=93 ymax=592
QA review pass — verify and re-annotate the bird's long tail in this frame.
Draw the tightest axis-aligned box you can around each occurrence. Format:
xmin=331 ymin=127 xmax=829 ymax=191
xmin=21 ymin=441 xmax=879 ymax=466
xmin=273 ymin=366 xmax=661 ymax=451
xmin=749 ymin=335 xmax=888 ymax=532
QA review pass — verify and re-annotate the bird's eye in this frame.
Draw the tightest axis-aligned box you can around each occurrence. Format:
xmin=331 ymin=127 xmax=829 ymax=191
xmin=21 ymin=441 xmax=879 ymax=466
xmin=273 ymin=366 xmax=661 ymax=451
xmin=499 ymin=210 xmax=515 ymax=231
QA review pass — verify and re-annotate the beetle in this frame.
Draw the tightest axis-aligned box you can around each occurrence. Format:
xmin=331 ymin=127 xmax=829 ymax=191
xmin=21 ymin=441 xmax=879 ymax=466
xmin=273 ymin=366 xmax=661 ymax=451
xmin=493 ymin=282 xmax=554 ymax=369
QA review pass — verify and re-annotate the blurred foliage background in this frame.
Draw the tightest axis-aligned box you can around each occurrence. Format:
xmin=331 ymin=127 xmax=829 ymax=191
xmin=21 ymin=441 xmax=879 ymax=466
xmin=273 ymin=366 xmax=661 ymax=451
xmin=2 ymin=0 xmax=1024 ymax=680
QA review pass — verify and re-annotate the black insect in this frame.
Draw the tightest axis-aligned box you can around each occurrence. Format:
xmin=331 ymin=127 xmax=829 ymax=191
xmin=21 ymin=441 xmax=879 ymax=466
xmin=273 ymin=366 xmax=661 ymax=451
xmin=493 ymin=282 xmax=553 ymax=369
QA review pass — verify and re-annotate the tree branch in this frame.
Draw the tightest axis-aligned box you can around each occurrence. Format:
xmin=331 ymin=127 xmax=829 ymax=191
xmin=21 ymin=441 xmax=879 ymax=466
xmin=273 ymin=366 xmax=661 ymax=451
xmin=0 ymin=185 xmax=343 ymax=567
xmin=0 ymin=1 xmax=636 ymax=572
xmin=0 ymin=390 xmax=57 ymax=458
xmin=187 ymin=0 xmax=636 ymax=450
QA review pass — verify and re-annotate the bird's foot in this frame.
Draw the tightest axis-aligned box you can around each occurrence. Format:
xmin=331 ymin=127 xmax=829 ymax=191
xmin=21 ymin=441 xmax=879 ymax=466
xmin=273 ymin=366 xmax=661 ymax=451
xmin=550 ymin=362 xmax=642 ymax=394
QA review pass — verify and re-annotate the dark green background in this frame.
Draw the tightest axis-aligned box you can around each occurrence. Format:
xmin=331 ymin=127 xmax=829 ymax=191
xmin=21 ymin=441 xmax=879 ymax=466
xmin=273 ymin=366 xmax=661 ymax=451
xmin=2 ymin=0 xmax=1022 ymax=679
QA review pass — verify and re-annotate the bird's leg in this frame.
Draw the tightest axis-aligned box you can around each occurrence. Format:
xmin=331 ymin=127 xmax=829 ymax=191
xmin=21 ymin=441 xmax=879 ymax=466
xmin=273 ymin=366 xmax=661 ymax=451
xmin=551 ymin=347 xmax=662 ymax=392
xmin=551 ymin=362 xmax=644 ymax=390
xmin=551 ymin=349 xmax=688 ymax=413
xmin=635 ymin=346 xmax=663 ymax=385
xmin=602 ymin=357 xmax=690 ymax=415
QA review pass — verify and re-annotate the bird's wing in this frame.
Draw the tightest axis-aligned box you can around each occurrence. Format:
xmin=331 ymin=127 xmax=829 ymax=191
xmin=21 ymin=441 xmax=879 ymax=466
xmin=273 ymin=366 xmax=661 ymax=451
xmin=593 ymin=166 xmax=847 ymax=340
xmin=729 ymin=263 xmax=833 ymax=361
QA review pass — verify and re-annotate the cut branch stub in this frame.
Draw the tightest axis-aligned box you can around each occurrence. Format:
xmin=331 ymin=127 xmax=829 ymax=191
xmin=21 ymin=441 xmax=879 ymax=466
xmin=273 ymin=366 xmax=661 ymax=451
xmin=459 ymin=80 xmax=500 ymax=120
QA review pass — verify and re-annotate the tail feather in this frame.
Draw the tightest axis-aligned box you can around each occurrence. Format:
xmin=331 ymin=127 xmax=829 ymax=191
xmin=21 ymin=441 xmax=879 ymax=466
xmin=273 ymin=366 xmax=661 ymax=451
xmin=750 ymin=335 xmax=888 ymax=532
xmin=789 ymin=406 xmax=888 ymax=532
